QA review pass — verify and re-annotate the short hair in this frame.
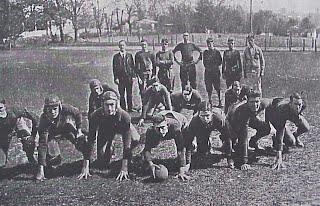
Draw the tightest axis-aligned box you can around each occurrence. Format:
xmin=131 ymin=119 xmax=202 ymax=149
xmin=290 ymin=92 xmax=302 ymax=101
xmin=183 ymin=32 xmax=189 ymax=36
xmin=206 ymin=37 xmax=214 ymax=43
xmin=227 ymin=37 xmax=234 ymax=42
xmin=247 ymin=90 xmax=261 ymax=99
xmin=152 ymin=114 xmax=166 ymax=124
xmin=247 ymin=33 xmax=255 ymax=39
xmin=232 ymin=81 xmax=241 ymax=88
xmin=149 ymin=76 xmax=160 ymax=85
xmin=140 ymin=39 xmax=147 ymax=43
xmin=118 ymin=40 xmax=126 ymax=44
xmin=161 ymin=38 xmax=169 ymax=44
xmin=89 ymin=79 xmax=102 ymax=89
xmin=198 ymin=101 xmax=211 ymax=112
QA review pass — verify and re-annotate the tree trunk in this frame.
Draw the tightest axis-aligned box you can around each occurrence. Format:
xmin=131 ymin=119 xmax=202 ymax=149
xmin=59 ymin=23 xmax=64 ymax=43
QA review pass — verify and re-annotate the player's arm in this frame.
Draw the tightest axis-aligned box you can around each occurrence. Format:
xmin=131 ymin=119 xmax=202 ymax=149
xmin=174 ymin=130 xmax=190 ymax=181
xmin=143 ymin=129 xmax=160 ymax=178
xmin=163 ymin=88 xmax=173 ymax=111
xmin=116 ymin=113 xmax=132 ymax=181
xmin=112 ymin=54 xmax=120 ymax=84
xmin=259 ymin=48 xmax=265 ymax=76
xmin=78 ymin=111 xmax=99 ymax=180
xmin=271 ymin=127 xmax=285 ymax=170
xmin=237 ymin=51 xmax=243 ymax=78
xmin=221 ymin=51 xmax=226 ymax=78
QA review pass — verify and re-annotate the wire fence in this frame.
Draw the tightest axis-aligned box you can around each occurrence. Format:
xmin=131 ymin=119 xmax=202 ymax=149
xmin=88 ymin=33 xmax=320 ymax=52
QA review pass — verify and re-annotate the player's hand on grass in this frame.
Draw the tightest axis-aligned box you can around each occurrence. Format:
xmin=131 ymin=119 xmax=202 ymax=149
xmin=175 ymin=164 xmax=191 ymax=181
xmin=78 ymin=160 xmax=92 ymax=180
xmin=138 ymin=118 xmax=144 ymax=126
xmin=137 ymin=77 xmax=143 ymax=84
xmin=271 ymin=151 xmax=286 ymax=170
xmin=227 ymin=158 xmax=235 ymax=169
xmin=116 ymin=170 xmax=129 ymax=181
xmin=114 ymin=79 xmax=120 ymax=85
xmin=240 ymin=163 xmax=251 ymax=170
xmin=35 ymin=165 xmax=46 ymax=181
xmin=149 ymin=162 xmax=160 ymax=179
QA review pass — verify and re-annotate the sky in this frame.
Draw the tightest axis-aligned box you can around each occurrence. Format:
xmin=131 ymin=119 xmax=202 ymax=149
xmin=230 ymin=0 xmax=320 ymax=14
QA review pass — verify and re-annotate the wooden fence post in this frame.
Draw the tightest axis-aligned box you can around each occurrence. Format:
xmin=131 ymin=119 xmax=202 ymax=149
xmin=303 ymin=38 xmax=305 ymax=52
xmin=264 ymin=38 xmax=267 ymax=51
xmin=315 ymin=38 xmax=317 ymax=52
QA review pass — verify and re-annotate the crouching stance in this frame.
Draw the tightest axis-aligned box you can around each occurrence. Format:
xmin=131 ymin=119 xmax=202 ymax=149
xmin=186 ymin=101 xmax=234 ymax=168
xmin=143 ymin=111 xmax=190 ymax=181
xmin=82 ymin=91 xmax=140 ymax=181
xmin=36 ymin=95 xmax=88 ymax=181
xmin=227 ymin=91 xmax=271 ymax=170
xmin=256 ymin=93 xmax=309 ymax=170
xmin=0 ymin=100 xmax=38 ymax=166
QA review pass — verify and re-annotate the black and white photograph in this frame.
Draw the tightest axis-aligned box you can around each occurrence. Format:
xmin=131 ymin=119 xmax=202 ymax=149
xmin=0 ymin=0 xmax=319 ymax=205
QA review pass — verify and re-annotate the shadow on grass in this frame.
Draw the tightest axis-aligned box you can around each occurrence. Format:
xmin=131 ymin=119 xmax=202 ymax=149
xmin=0 ymin=163 xmax=37 ymax=181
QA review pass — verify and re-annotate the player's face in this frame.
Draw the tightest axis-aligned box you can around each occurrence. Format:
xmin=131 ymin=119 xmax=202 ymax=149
xmin=141 ymin=42 xmax=148 ymax=51
xmin=157 ymin=124 xmax=168 ymax=137
xmin=103 ymin=100 xmax=117 ymax=115
xmin=161 ymin=42 xmax=168 ymax=51
xmin=290 ymin=98 xmax=303 ymax=114
xmin=199 ymin=111 xmax=212 ymax=124
xmin=46 ymin=105 xmax=60 ymax=119
xmin=232 ymin=85 xmax=241 ymax=95
xmin=228 ymin=41 xmax=234 ymax=50
xmin=207 ymin=41 xmax=214 ymax=49
xmin=182 ymin=91 xmax=192 ymax=102
xmin=247 ymin=97 xmax=261 ymax=113
xmin=152 ymin=83 xmax=161 ymax=92
xmin=92 ymin=85 xmax=103 ymax=95
xmin=248 ymin=38 xmax=255 ymax=47
xmin=183 ymin=35 xmax=189 ymax=42
xmin=119 ymin=41 xmax=126 ymax=52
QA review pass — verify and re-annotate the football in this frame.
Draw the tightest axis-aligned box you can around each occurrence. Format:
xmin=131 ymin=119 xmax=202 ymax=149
xmin=154 ymin=164 xmax=169 ymax=181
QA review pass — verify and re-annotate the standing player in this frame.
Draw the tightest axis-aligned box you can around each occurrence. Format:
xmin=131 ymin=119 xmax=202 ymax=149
xmin=135 ymin=39 xmax=156 ymax=96
xmin=142 ymin=111 xmax=191 ymax=181
xmin=224 ymin=81 xmax=251 ymax=114
xmin=243 ymin=33 xmax=265 ymax=94
xmin=88 ymin=79 xmax=118 ymax=118
xmin=171 ymin=84 xmax=202 ymax=115
xmin=253 ymin=93 xmax=309 ymax=170
xmin=203 ymin=37 xmax=223 ymax=107
xmin=222 ymin=37 xmax=243 ymax=88
xmin=0 ymin=100 xmax=38 ymax=166
xmin=138 ymin=78 xmax=172 ymax=126
xmin=36 ymin=95 xmax=89 ymax=181
xmin=113 ymin=40 xmax=136 ymax=112
xmin=83 ymin=91 xmax=140 ymax=181
xmin=226 ymin=91 xmax=271 ymax=170
xmin=186 ymin=101 xmax=234 ymax=168
xmin=172 ymin=32 xmax=202 ymax=90
xmin=156 ymin=38 xmax=175 ymax=93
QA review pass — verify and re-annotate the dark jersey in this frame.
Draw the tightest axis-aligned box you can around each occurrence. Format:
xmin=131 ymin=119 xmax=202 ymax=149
xmin=171 ymin=90 xmax=202 ymax=113
xmin=172 ymin=42 xmax=202 ymax=63
xmin=203 ymin=49 xmax=222 ymax=71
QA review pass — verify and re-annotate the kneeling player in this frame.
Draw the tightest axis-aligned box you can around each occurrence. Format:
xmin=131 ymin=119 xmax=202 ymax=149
xmin=82 ymin=91 xmax=140 ymax=181
xmin=143 ymin=111 xmax=190 ymax=181
xmin=36 ymin=95 xmax=88 ymax=181
xmin=0 ymin=100 xmax=38 ymax=166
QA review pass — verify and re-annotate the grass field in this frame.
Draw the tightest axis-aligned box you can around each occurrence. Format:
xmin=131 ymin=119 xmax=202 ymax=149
xmin=0 ymin=47 xmax=320 ymax=206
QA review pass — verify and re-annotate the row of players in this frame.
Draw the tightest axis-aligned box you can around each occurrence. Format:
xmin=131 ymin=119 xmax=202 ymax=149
xmin=0 ymin=78 xmax=309 ymax=181
xmin=113 ymin=32 xmax=264 ymax=113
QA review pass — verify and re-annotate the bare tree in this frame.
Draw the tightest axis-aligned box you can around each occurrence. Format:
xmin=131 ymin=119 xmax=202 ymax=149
xmin=65 ymin=0 xmax=86 ymax=42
